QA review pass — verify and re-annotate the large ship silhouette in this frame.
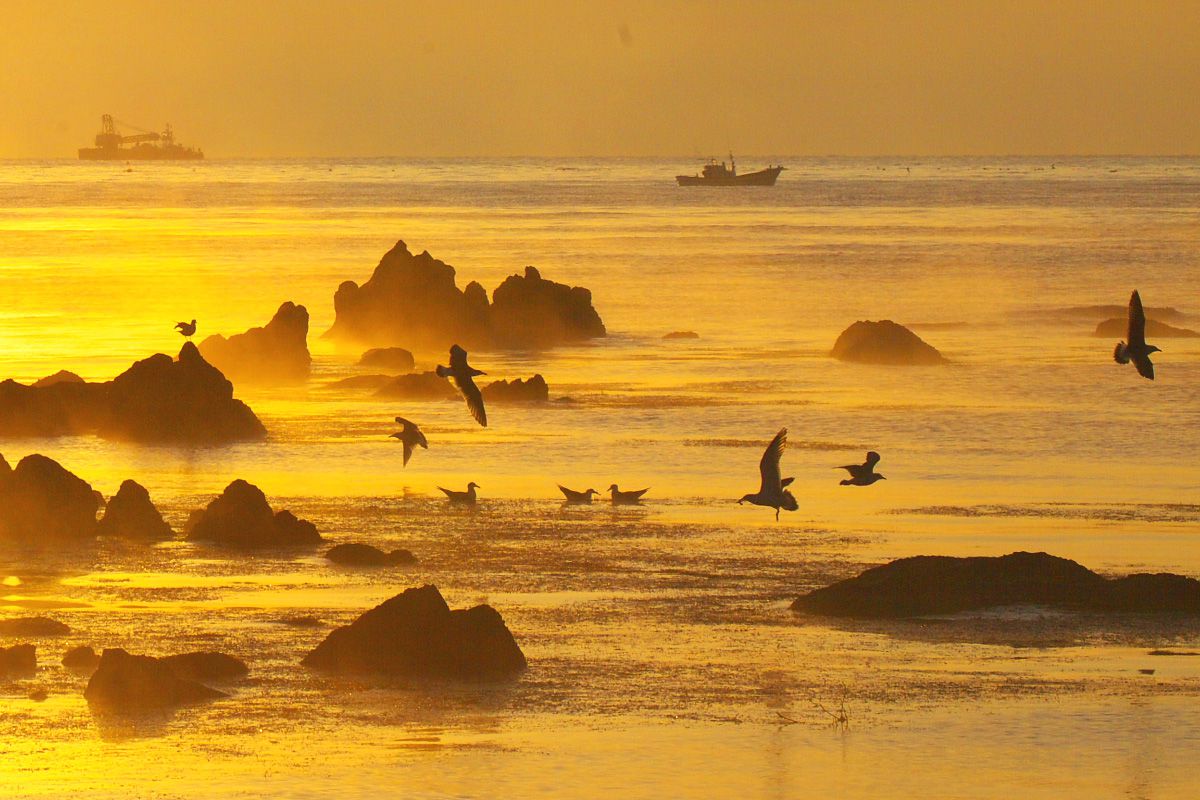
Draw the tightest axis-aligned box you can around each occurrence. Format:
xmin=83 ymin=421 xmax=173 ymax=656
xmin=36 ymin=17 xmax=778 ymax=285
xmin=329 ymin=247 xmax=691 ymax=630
xmin=676 ymin=153 xmax=782 ymax=186
xmin=78 ymin=115 xmax=204 ymax=160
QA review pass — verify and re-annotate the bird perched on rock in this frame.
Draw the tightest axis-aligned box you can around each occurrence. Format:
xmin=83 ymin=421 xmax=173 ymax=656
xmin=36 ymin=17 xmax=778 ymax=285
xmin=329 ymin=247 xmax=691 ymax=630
xmin=436 ymin=344 xmax=487 ymax=426
xmin=175 ymin=319 xmax=197 ymax=338
xmin=438 ymin=482 xmax=479 ymax=507
xmin=836 ymin=451 xmax=886 ymax=486
xmin=390 ymin=417 xmax=428 ymax=466
xmin=738 ymin=428 xmax=799 ymax=520
xmin=558 ymin=485 xmax=598 ymax=504
xmin=1113 ymin=290 xmax=1161 ymax=380
xmin=608 ymin=484 xmax=648 ymax=505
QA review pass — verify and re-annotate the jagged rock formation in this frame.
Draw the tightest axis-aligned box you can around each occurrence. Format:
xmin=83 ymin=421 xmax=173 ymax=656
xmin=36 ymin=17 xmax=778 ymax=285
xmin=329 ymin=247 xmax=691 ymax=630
xmin=0 ymin=455 xmax=101 ymax=540
xmin=96 ymin=479 xmax=172 ymax=539
xmin=357 ymin=347 xmax=416 ymax=372
xmin=0 ymin=343 xmax=265 ymax=443
xmin=186 ymin=479 xmax=322 ymax=548
xmin=84 ymin=648 xmax=226 ymax=711
xmin=792 ymin=551 xmax=1200 ymax=618
xmin=831 ymin=320 xmax=947 ymax=366
xmin=0 ymin=617 xmax=71 ymax=635
xmin=325 ymin=543 xmax=417 ymax=567
xmin=0 ymin=644 xmax=36 ymax=678
xmin=325 ymin=241 xmax=605 ymax=351
xmin=481 ymin=375 xmax=549 ymax=403
xmin=199 ymin=302 xmax=312 ymax=385
xmin=1093 ymin=317 xmax=1200 ymax=338
xmin=373 ymin=371 xmax=458 ymax=401
xmin=302 ymin=584 xmax=526 ymax=679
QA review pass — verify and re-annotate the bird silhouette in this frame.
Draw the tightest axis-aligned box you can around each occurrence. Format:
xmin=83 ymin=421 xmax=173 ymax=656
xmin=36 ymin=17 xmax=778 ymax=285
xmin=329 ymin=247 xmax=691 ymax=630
xmin=175 ymin=319 xmax=197 ymax=338
xmin=608 ymin=484 xmax=649 ymax=505
xmin=1113 ymin=290 xmax=1161 ymax=380
xmin=737 ymin=428 xmax=799 ymax=520
xmin=558 ymin=485 xmax=598 ymax=504
xmin=436 ymin=344 xmax=487 ymax=426
xmin=390 ymin=417 xmax=428 ymax=466
xmin=438 ymin=482 xmax=479 ymax=507
xmin=837 ymin=451 xmax=886 ymax=486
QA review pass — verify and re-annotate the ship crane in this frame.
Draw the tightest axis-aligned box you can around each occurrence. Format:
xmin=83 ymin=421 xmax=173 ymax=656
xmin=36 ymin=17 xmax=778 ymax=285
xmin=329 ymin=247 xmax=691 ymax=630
xmin=78 ymin=114 xmax=204 ymax=160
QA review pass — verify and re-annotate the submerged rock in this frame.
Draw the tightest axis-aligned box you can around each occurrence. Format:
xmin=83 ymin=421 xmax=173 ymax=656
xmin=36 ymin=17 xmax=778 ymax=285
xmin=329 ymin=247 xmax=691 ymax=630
xmin=373 ymin=371 xmax=458 ymax=401
xmin=358 ymin=347 xmax=416 ymax=372
xmin=302 ymin=584 xmax=526 ymax=679
xmin=663 ymin=330 xmax=700 ymax=339
xmin=481 ymin=375 xmax=549 ymax=404
xmin=325 ymin=543 xmax=417 ymax=567
xmin=63 ymin=645 xmax=101 ymax=672
xmin=84 ymin=648 xmax=225 ymax=711
xmin=830 ymin=320 xmax=947 ymax=366
xmin=199 ymin=302 xmax=313 ymax=385
xmin=0 ymin=455 xmax=100 ymax=540
xmin=160 ymin=651 xmax=249 ymax=682
xmin=791 ymin=551 xmax=1200 ymax=618
xmin=186 ymin=479 xmax=322 ymax=548
xmin=0 ymin=616 xmax=71 ymax=636
xmin=96 ymin=479 xmax=172 ymax=540
xmin=1093 ymin=317 xmax=1200 ymax=338
xmin=0 ymin=644 xmax=36 ymax=677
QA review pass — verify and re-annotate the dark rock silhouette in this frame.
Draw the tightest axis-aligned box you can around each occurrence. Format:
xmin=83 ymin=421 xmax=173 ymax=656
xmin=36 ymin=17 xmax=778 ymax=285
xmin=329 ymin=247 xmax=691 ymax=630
xmin=63 ymin=645 xmax=101 ymax=672
xmin=0 ymin=644 xmax=36 ymax=677
xmin=0 ymin=452 xmax=9 ymax=476
xmin=0 ymin=616 xmax=71 ymax=636
xmin=792 ymin=551 xmax=1200 ymax=618
xmin=325 ymin=374 xmax=397 ymax=391
xmin=481 ymin=375 xmax=549 ymax=403
xmin=1093 ymin=317 xmax=1199 ymax=338
xmin=325 ymin=241 xmax=605 ymax=351
xmin=1057 ymin=304 xmax=1187 ymax=322
xmin=663 ymin=330 xmax=700 ymax=339
xmin=186 ymin=479 xmax=321 ymax=548
xmin=96 ymin=479 xmax=172 ymax=539
xmin=0 ymin=343 xmax=266 ymax=443
xmin=831 ymin=320 xmax=947 ymax=365
xmin=358 ymin=347 xmax=416 ymax=372
xmin=160 ymin=651 xmax=249 ymax=682
xmin=373 ymin=371 xmax=458 ymax=401
xmin=198 ymin=302 xmax=312 ymax=385
xmin=325 ymin=543 xmax=417 ymax=567
xmin=0 ymin=455 xmax=100 ymax=540
xmin=84 ymin=648 xmax=225 ymax=711
xmin=33 ymin=370 xmax=85 ymax=388
xmin=302 ymin=584 xmax=526 ymax=679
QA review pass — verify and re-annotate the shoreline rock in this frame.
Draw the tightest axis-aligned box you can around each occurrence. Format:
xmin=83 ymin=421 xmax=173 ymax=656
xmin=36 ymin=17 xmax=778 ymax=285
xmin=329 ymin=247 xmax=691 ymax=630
xmin=84 ymin=648 xmax=226 ymax=711
xmin=325 ymin=543 xmax=417 ymax=567
xmin=663 ymin=330 xmax=700 ymax=339
xmin=96 ymin=479 xmax=173 ymax=540
xmin=199 ymin=302 xmax=312 ymax=385
xmin=373 ymin=371 xmax=458 ymax=401
xmin=63 ymin=645 xmax=101 ymax=672
xmin=0 ymin=644 xmax=36 ymax=677
xmin=481 ymin=375 xmax=549 ymax=404
xmin=357 ymin=347 xmax=416 ymax=372
xmin=186 ymin=479 xmax=322 ymax=548
xmin=160 ymin=651 xmax=249 ymax=682
xmin=1093 ymin=317 xmax=1200 ymax=338
xmin=0 ymin=455 xmax=100 ymax=540
xmin=831 ymin=320 xmax=947 ymax=366
xmin=0 ymin=616 xmax=71 ymax=636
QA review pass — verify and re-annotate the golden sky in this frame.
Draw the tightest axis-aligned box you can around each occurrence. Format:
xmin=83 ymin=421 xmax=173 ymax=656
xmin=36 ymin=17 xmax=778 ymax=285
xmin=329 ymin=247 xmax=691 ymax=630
xmin=2 ymin=0 xmax=1198 ymax=157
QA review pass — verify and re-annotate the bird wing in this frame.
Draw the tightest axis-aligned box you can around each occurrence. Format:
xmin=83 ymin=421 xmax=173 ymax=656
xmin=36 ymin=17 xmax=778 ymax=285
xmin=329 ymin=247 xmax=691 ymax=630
xmin=558 ymin=485 xmax=577 ymax=500
xmin=1128 ymin=291 xmax=1147 ymax=347
xmin=449 ymin=344 xmax=469 ymax=371
xmin=401 ymin=439 xmax=414 ymax=466
xmin=437 ymin=487 xmax=455 ymax=498
xmin=457 ymin=375 xmax=487 ymax=427
xmin=1113 ymin=342 xmax=1130 ymax=364
xmin=1132 ymin=353 xmax=1155 ymax=380
xmin=395 ymin=416 xmax=414 ymax=429
xmin=757 ymin=428 xmax=786 ymax=493
xmin=781 ymin=477 xmax=794 ymax=487
xmin=174 ymin=322 xmax=186 ymax=330
xmin=626 ymin=487 xmax=650 ymax=500
xmin=416 ymin=430 xmax=428 ymax=449
xmin=865 ymin=451 xmax=881 ymax=469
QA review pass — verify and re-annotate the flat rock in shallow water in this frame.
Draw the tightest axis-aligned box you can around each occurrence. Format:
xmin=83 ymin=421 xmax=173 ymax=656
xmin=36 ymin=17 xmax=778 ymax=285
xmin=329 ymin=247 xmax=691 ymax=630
xmin=302 ymin=584 xmax=526 ymax=679
xmin=792 ymin=551 xmax=1200 ymax=618
xmin=84 ymin=648 xmax=226 ymax=711
xmin=357 ymin=347 xmax=416 ymax=372
xmin=186 ymin=479 xmax=322 ymax=548
xmin=830 ymin=320 xmax=947 ymax=365
xmin=96 ymin=479 xmax=172 ymax=539
xmin=0 ymin=644 xmax=36 ymax=677
xmin=326 ymin=543 xmax=417 ymax=566
xmin=663 ymin=330 xmax=700 ymax=339
xmin=160 ymin=651 xmax=249 ymax=682
xmin=0 ymin=616 xmax=71 ymax=636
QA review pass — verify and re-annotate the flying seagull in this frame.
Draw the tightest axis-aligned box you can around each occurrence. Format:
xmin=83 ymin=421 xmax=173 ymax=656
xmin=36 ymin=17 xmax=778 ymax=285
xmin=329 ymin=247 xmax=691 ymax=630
xmin=558 ymin=485 xmax=598 ymax=504
xmin=738 ymin=428 xmax=799 ymax=520
xmin=608 ymin=484 xmax=649 ymax=505
xmin=390 ymin=417 xmax=428 ymax=466
xmin=836 ymin=451 xmax=886 ymax=486
xmin=438 ymin=482 xmax=479 ymax=507
xmin=1113 ymin=290 xmax=1161 ymax=380
xmin=175 ymin=319 xmax=197 ymax=338
xmin=436 ymin=344 xmax=487 ymax=426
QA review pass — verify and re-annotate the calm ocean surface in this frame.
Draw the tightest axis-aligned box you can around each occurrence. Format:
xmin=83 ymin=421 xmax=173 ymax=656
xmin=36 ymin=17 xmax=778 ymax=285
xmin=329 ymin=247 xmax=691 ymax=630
xmin=1 ymin=157 xmax=1198 ymax=798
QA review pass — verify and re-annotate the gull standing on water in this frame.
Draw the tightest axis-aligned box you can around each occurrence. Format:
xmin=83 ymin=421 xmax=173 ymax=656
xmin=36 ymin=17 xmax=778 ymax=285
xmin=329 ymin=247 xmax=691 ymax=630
xmin=836 ymin=451 xmax=886 ymax=486
xmin=558 ymin=485 xmax=598 ymax=504
xmin=439 ymin=482 xmax=479 ymax=507
xmin=608 ymin=484 xmax=649 ymax=505
xmin=175 ymin=319 xmax=197 ymax=338
xmin=390 ymin=417 xmax=428 ymax=466
xmin=737 ymin=428 xmax=799 ymax=520
xmin=437 ymin=344 xmax=487 ymax=426
xmin=1113 ymin=290 xmax=1161 ymax=380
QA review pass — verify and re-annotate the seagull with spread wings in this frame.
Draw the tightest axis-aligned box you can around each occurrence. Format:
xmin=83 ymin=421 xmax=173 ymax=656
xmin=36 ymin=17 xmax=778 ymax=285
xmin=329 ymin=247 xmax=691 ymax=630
xmin=1113 ymin=290 xmax=1161 ymax=380
xmin=737 ymin=428 xmax=799 ymax=520
xmin=390 ymin=417 xmax=428 ymax=466
xmin=436 ymin=344 xmax=487 ymax=426
xmin=836 ymin=451 xmax=886 ymax=486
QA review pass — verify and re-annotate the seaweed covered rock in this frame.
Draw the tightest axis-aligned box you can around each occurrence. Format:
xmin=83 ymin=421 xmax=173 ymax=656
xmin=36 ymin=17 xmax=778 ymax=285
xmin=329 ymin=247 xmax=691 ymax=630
xmin=358 ymin=347 xmax=416 ymax=372
xmin=489 ymin=266 xmax=606 ymax=348
xmin=0 ymin=617 xmax=71 ymax=636
xmin=831 ymin=320 xmax=947 ymax=366
xmin=325 ymin=543 xmax=417 ymax=567
xmin=160 ymin=651 xmax=249 ymax=682
xmin=373 ymin=371 xmax=458 ymax=401
xmin=96 ymin=479 xmax=172 ymax=540
xmin=481 ymin=375 xmax=549 ymax=403
xmin=198 ymin=302 xmax=312 ymax=385
xmin=63 ymin=645 xmax=101 ymax=672
xmin=0 ymin=455 xmax=100 ymax=540
xmin=186 ymin=479 xmax=321 ymax=548
xmin=302 ymin=584 xmax=526 ymax=679
xmin=0 ymin=644 xmax=36 ymax=678
xmin=1093 ymin=317 xmax=1200 ymax=338
xmin=84 ymin=648 xmax=225 ymax=711
xmin=791 ymin=551 xmax=1200 ymax=618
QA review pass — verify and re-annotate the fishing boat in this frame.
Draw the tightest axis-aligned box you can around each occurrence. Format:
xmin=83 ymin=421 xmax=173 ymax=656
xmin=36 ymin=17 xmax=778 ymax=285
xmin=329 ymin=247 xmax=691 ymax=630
xmin=676 ymin=154 xmax=783 ymax=186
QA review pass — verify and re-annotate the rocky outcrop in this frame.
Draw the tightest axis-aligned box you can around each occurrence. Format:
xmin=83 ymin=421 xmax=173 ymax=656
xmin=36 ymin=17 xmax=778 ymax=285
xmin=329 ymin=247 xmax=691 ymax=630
xmin=358 ymin=347 xmax=416 ymax=372
xmin=302 ymin=584 xmax=526 ymax=679
xmin=325 ymin=374 xmax=396 ymax=391
xmin=481 ymin=375 xmax=549 ymax=403
xmin=96 ymin=480 xmax=172 ymax=540
xmin=663 ymin=330 xmax=700 ymax=339
xmin=373 ymin=371 xmax=458 ymax=401
xmin=1093 ymin=318 xmax=1200 ymax=338
xmin=791 ymin=551 xmax=1200 ymax=618
xmin=84 ymin=648 xmax=225 ymax=711
xmin=33 ymin=370 xmax=85 ymax=388
xmin=0 ymin=455 xmax=100 ymax=540
xmin=0 ymin=344 xmax=266 ymax=444
xmin=199 ymin=302 xmax=312 ymax=385
xmin=831 ymin=320 xmax=947 ymax=366
xmin=63 ymin=645 xmax=101 ymax=672
xmin=325 ymin=543 xmax=417 ymax=567
xmin=160 ymin=652 xmax=249 ymax=682
xmin=0 ymin=616 xmax=71 ymax=635
xmin=0 ymin=644 xmax=36 ymax=677
xmin=324 ymin=241 xmax=605 ymax=351
xmin=186 ymin=479 xmax=321 ymax=548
